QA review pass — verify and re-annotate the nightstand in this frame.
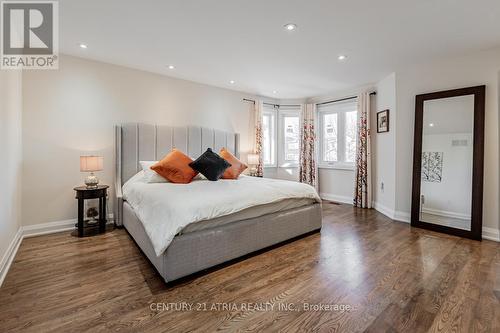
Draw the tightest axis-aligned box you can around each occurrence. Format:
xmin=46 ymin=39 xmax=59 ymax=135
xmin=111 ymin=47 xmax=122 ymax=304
xmin=74 ymin=185 xmax=109 ymax=237
xmin=248 ymin=172 xmax=263 ymax=178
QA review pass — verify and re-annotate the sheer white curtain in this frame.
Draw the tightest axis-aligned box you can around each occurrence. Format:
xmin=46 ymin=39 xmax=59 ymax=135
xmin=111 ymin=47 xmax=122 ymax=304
xmin=299 ymin=103 xmax=318 ymax=189
xmin=253 ymin=100 xmax=264 ymax=177
xmin=353 ymin=92 xmax=372 ymax=208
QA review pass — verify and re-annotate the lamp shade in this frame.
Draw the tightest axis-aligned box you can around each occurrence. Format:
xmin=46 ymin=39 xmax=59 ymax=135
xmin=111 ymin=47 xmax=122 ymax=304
xmin=80 ymin=156 xmax=103 ymax=172
xmin=247 ymin=154 xmax=259 ymax=165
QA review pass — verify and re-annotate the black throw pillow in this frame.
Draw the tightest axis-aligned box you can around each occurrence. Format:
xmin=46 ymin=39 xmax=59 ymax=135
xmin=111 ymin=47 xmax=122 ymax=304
xmin=189 ymin=148 xmax=231 ymax=181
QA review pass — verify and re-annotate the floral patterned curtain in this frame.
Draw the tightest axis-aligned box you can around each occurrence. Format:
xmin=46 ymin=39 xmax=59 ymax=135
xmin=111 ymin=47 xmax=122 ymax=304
xmin=254 ymin=100 xmax=264 ymax=177
xmin=299 ymin=104 xmax=318 ymax=189
xmin=353 ymin=92 xmax=372 ymax=208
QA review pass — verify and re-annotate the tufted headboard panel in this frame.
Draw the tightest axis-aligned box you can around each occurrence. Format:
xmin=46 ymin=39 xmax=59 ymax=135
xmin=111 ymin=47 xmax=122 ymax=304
xmin=114 ymin=123 xmax=240 ymax=225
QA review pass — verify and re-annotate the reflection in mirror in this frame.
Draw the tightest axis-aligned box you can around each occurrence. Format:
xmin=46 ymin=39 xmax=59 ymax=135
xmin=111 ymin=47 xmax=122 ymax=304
xmin=420 ymin=95 xmax=474 ymax=231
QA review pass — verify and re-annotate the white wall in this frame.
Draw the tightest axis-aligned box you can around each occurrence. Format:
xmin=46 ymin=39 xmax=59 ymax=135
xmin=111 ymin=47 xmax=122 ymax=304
xmin=372 ymin=73 xmax=397 ymax=215
xmin=421 ymin=133 xmax=473 ymax=218
xmin=318 ymin=168 xmax=355 ymax=203
xmin=395 ymin=48 xmax=500 ymax=231
xmin=22 ymin=55 xmax=262 ymax=226
xmin=0 ymin=70 xmax=23 ymax=269
xmin=264 ymin=167 xmax=299 ymax=181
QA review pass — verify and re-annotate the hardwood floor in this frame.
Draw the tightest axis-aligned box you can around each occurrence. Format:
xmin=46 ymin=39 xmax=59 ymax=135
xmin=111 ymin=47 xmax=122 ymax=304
xmin=1 ymin=202 xmax=499 ymax=332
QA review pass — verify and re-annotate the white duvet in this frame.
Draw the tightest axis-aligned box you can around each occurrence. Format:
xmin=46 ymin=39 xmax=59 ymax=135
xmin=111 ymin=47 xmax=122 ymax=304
xmin=123 ymin=173 xmax=321 ymax=256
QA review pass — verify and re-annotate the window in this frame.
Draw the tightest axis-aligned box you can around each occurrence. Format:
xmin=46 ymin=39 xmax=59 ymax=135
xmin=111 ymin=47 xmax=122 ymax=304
xmin=278 ymin=107 xmax=301 ymax=167
xmin=318 ymin=99 xmax=358 ymax=169
xmin=262 ymin=105 xmax=277 ymax=167
xmin=261 ymin=105 xmax=300 ymax=168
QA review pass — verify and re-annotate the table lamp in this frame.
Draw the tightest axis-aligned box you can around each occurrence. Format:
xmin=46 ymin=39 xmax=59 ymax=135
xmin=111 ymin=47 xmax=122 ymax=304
xmin=80 ymin=156 xmax=103 ymax=189
xmin=247 ymin=153 xmax=259 ymax=176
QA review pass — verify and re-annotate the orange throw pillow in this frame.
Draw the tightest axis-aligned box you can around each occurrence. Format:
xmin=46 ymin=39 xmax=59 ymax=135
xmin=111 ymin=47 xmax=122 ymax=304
xmin=151 ymin=149 xmax=198 ymax=183
xmin=219 ymin=148 xmax=248 ymax=179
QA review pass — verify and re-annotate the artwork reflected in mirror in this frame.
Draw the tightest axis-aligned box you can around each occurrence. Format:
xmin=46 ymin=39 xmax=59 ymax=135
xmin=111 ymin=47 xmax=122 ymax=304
xmin=421 ymin=152 xmax=443 ymax=182
xmin=419 ymin=95 xmax=474 ymax=231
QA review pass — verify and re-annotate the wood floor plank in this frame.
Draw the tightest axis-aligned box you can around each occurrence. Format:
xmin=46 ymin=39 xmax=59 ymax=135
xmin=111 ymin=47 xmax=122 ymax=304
xmin=0 ymin=202 xmax=498 ymax=333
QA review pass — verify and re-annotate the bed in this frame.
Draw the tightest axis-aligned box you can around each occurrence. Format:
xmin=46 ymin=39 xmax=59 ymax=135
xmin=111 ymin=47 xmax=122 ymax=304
xmin=114 ymin=123 xmax=322 ymax=282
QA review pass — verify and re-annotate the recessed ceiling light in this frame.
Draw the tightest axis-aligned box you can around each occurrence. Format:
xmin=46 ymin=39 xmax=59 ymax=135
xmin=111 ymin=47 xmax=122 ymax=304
xmin=229 ymin=80 xmax=235 ymax=84
xmin=284 ymin=23 xmax=297 ymax=31
xmin=429 ymin=123 xmax=435 ymax=127
xmin=272 ymin=90 xmax=278 ymax=94
xmin=79 ymin=43 xmax=88 ymax=49
xmin=338 ymin=55 xmax=347 ymax=61
xmin=168 ymin=65 xmax=175 ymax=69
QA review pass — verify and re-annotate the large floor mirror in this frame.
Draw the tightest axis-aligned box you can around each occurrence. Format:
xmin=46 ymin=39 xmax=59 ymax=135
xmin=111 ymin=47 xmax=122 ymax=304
xmin=411 ymin=86 xmax=485 ymax=240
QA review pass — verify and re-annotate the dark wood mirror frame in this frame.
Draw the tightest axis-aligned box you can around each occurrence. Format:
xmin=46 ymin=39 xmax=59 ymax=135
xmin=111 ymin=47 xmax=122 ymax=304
xmin=411 ymin=85 xmax=485 ymax=240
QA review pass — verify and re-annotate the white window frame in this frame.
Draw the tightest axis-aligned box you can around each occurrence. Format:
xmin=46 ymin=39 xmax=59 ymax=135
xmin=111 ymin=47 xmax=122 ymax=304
xmin=318 ymin=99 xmax=358 ymax=170
xmin=278 ymin=106 xmax=301 ymax=168
xmin=262 ymin=105 xmax=278 ymax=168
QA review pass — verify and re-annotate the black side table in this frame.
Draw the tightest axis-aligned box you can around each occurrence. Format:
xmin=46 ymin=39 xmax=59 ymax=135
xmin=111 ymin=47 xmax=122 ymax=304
xmin=74 ymin=185 xmax=109 ymax=237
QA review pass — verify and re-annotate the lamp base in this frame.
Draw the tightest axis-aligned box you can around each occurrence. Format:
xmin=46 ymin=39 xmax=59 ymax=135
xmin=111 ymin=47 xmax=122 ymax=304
xmin=249 ymin=167 xmax=258 ymax=177
xmin=85 ymin=173 xmax=99 ymax=189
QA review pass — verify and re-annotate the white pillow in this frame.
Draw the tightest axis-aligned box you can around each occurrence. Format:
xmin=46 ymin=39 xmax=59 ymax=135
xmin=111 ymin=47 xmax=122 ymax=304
xmin=139 ymin=161 xmax=169 ymax=183
xmin=195 ymin=173 xmax=207 ymax=180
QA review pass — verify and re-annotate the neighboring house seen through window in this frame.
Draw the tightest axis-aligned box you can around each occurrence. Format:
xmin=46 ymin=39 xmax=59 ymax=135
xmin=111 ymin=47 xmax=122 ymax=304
xmin=262 ymin=105 xmax=277 ymax=167
xmin=278 ymin=107 xmax=300 ymax=167
xmin=262 ymin=101 xmax=356 ymax=170
xmin=262 ymin=105 xmax=301 ymax=168
xmin=318 ymin=99 xmax=358 ymax=169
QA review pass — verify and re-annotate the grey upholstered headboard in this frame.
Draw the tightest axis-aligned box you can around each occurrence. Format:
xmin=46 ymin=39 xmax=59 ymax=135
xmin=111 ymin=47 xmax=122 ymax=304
xmin=113 ymin=123 xmax=240 ymax=226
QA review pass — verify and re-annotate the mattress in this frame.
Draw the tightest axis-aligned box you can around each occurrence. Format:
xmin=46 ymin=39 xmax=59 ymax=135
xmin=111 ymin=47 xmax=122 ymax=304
xmin=178 ymin=197 xmax=315 ymax=234
xmin=123 ymin=172 xmax=321 ymax=256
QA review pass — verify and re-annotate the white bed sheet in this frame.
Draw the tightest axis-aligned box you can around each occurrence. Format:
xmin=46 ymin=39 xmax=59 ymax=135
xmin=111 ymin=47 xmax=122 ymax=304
xmin=123 ymin=173 xmax=321 ymax=256
xmin=180 ymin=197 xmax=315 ymax=234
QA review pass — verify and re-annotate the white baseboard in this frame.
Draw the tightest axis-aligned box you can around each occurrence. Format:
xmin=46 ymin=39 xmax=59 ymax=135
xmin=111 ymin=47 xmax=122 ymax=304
xmin=393 ymin=211 xmax=410 ymax=223
xmin=0 ymin=227 xmax=23 ymax=287
xmin=482 ymin=227 xmax=500 ymax=242
xmin=372 ymin=202 xmax=394 ymax=219
xmin=22 ymin=219 xmax=77 ymax=238
xmin=373 ymin=202 xmax=498 ymax=241
xmin=320 ymin=193 xmax=353 ymax=205
xmin=372 ymin=201 xmax=410 ymax=223
xmin=0 ymin=214 xmax=114 ymax=287
xmin=23 ymin=214 xmax=114 ymax=238
xmin=421 ymin=207 xmax=470 ymax=221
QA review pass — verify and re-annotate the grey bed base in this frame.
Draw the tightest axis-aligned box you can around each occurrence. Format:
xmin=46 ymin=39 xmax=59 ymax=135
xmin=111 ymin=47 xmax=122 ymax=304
xmin=114 ymin=123 xmax=323 ymax=283
xmin=124 ymin=201 xmax=322 ymax=282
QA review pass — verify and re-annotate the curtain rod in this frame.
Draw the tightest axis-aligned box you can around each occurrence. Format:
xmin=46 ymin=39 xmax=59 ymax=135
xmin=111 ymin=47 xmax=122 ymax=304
xmin=316 ymin=91 xmax=377 ymax=106
xmin=242 ymin=98 xmax=301 ymax=108
xmin=243 ymin=92 xmax=376 ymax=108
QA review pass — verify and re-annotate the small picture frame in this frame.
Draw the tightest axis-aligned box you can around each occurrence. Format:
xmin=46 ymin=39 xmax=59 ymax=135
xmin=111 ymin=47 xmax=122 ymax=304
xmin=377 ymin=109 xmax=389 ymax=133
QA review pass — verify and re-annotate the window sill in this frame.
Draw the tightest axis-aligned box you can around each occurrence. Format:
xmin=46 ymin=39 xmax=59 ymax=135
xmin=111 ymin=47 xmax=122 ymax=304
xmin=279 ymin=163 xmax=299 ymax=168
xmin=264 ymin=165 xmax=299 ymax=169
xmin=318 ymin=165 xmax=355 ymax=171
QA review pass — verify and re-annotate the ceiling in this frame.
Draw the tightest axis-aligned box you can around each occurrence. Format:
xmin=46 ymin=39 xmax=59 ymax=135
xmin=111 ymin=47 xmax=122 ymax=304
xmin=60 ymin=0 xmax=500 ymax=99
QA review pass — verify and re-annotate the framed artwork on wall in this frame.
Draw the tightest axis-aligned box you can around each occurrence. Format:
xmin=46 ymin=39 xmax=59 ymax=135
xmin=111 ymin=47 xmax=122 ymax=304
xmin=377 ymin=109 xmax=389 ymax=133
